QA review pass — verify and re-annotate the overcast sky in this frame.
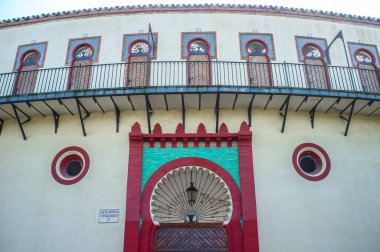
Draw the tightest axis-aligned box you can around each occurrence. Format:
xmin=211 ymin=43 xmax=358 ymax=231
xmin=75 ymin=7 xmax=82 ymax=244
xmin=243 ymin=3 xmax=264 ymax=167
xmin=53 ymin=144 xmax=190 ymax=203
xmin=0 ymin=0 xmax=379 ymax=20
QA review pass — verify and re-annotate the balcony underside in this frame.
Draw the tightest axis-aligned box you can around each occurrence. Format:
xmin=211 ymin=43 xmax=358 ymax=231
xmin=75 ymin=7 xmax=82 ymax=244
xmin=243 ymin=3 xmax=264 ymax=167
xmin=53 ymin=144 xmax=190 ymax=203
xmin=0 ymin=86 xmax=379 ymax=140
xmin=1 ymin=86 xmax=379 ymax=119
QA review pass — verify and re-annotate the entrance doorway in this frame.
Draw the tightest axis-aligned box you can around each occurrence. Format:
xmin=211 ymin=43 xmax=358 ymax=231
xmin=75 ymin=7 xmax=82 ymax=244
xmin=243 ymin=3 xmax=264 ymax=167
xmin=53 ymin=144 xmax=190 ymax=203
xmin=155 ymin=223 xmax=228 ymax=252
xmin=150 ymin=166 xmax=232 ymax=251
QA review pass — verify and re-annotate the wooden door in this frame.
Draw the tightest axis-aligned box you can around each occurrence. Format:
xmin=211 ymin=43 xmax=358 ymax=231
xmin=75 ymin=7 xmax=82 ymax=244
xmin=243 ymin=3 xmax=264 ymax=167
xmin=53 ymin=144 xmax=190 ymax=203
xmin=358 ymin=64 xmax=379 ymax=93
xmin=69 ymin=59 xmax=92 ymax=90
xmin=187 ymin=54 xmax=211 ymax=85
xmin=247 ymin=55 xmax=272 ymax=86
xmin=14 ymin=64 xmax=38 ymax=95
xmin=305 ymin=58 xmax=330 ymax=89
xmin=126 ymin=55 xmax=150 ymax=87
xmin=154 ymin=224 xmax=228 ymax=252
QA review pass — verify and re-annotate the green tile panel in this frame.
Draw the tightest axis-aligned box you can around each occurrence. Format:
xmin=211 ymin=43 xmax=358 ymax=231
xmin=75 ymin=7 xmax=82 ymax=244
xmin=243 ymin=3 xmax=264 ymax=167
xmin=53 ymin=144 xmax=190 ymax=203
xmin=141 ymin=147 xmax=240 ymax=190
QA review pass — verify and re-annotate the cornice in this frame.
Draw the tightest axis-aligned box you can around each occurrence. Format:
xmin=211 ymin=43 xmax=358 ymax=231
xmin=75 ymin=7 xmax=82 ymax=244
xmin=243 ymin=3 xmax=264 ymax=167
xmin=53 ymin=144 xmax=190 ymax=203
xmin=0 ymin=4 xmax=380 ymax=29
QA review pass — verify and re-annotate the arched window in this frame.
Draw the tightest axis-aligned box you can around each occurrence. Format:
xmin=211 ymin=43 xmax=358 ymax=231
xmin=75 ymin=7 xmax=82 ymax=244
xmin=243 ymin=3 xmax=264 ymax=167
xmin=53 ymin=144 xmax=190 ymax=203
xmin=68 ymin=44 xmax=93 ymax=90
xmin=125 ymin=40 xmax=151 ymax=87
xmin=355 ymin=49 xmax=379 ymax=93
xmin=302 ymin=44 xmax=330 ymax=89
xmin=187 ymin=39 xmax=211 ymax=85
xmin=14 ymin=50 xmax=40 ymax=95
xmin=246 ymin=40 xmax=272 ymax=86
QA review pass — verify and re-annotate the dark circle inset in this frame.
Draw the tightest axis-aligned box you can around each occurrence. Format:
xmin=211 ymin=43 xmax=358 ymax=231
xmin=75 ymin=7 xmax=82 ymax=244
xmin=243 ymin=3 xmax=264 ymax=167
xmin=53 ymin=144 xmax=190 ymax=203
xmin=66 ymin=160 xmax=82 ymax=177
xmin=299 ymin=155 xmax=317 ymax=174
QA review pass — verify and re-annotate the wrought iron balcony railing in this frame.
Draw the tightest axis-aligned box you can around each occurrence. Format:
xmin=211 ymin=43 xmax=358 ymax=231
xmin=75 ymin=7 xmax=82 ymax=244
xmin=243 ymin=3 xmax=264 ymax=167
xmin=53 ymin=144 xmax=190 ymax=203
xmin=0 ymin=61 xmax=379 ymax=98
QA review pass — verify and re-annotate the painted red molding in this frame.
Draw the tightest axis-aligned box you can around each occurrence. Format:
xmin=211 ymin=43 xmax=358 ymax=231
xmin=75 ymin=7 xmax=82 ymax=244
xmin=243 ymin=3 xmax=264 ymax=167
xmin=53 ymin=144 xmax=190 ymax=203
xmin=123 ymin=122 xmax=144 ymax=252
xmin=123 ymin=121 xmax=259 ymax=252
xmin=175 ymin=123 xmax=185 ymax=134
xmin=197 ymin=122 xmax=207 ymax=134
xmin=51 ymin=146 xmax=90 ymax=185
xmin=238 ymin=121 xmax=259 ymax=252
xmin=219 ymin=122 xmax=229 ymax=133
xmin=139 ymin=157 xmax=243 ymax=252
xmin=292 ymin=142 xmax=331 ymax=181
xmin=152 ymin=123 xmax=162 ymax=134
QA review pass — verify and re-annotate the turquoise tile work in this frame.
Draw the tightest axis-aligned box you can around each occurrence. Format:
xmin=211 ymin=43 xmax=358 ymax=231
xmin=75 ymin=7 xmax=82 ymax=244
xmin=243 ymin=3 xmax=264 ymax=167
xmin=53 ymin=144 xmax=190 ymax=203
xmin=141 ymin=147 xmax=240 ymax=190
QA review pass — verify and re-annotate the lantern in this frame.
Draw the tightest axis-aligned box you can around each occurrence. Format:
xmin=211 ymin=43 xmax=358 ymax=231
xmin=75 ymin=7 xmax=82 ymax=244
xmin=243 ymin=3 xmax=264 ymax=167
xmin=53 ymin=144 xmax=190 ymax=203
xmin=186 ymin=182 xmax=198 ymax=206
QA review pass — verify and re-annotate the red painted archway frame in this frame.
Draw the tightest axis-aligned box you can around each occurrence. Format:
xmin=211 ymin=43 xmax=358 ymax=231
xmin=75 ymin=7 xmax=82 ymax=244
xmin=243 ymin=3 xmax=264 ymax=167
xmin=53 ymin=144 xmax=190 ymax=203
xmin=123 ymin=122 xmax=259 ymax=252
xmin=139 ymin=157 xmax=243 ymax=252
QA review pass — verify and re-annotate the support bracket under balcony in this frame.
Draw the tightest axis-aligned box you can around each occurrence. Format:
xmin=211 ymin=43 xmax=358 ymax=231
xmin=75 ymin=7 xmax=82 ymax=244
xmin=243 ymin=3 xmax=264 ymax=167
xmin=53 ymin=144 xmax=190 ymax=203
xmin=164 ymin=94 xmax=169 ymax=111
xmin=43 ymin=101 xmax=60 ymax=134
xmin=110 ymin=96 xmax=120 ymax=133
xmin=0 ymin=107 xmax=16 ymax=119
xmin=127 ymin=95 xmax=135 ymax=111
xmin=11 ymin=103 xmax=31 ymax=140
xmin=76 ymin=98 xmax=90 ymax=137
xmin=355 ymin=100 xmax=373 ymax=115
xmin=264 ymin=94 xmax=273 ymax=110
xmin=0 ymin=118 xmax=3 ymax=135
xmin=280 ymin=95 xmax=291 ymax=133
xmin=58 ymin=99 xmax=74 ymax=115
xmin=368 ymin=105 xmax=380 ymax=116
xmin=232 ymin=94 xmax=239 ymax=110
xmin=26 ymin=102 xmax=46 ymax=117
xmin=295 ymin=96 xmax=308 ymax=112
xmin=309 ymin=98 xmax=324 ymax=129
xmin=93 ymin=97 xmax=105 ymax=113
xmin=215 ymin=93 xmax=220 ymax=133
xmin=324 ymin=98 xmax=341 ymax=113
xmin=248 ymin=95 xmax=255 ymax=127
xmin=181 ymin=94 xmax=186 ymax=130
xmin=145 ymin=94 xmax=152 ymax=134
xmin=340 ymin=100 xmax=356 ymax=136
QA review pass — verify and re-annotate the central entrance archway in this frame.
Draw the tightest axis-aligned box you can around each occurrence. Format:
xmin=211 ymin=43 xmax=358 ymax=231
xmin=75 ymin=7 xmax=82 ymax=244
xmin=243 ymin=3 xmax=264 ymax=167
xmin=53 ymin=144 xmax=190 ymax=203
xmin=151 ymin=166 xmax=231 ymax=251
xmin=139 ymin=157 xmax=243 ymax=252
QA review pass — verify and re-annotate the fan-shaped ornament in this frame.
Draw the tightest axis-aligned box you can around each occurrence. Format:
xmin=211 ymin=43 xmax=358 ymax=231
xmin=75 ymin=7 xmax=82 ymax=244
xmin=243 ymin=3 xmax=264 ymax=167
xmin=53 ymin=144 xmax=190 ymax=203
xmin=150 ymin=166 xmax=233 ymax=225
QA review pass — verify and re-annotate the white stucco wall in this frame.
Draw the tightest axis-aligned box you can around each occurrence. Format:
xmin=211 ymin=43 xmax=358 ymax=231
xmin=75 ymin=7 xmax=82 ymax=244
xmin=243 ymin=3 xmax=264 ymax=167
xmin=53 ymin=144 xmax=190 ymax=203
xmin=0 ymin=12 xmax=379 ymax=73
xmin=0 ymin=9 xmax=379 ymax=252
xmin=0 ymin=109 xmax=379 ymax=252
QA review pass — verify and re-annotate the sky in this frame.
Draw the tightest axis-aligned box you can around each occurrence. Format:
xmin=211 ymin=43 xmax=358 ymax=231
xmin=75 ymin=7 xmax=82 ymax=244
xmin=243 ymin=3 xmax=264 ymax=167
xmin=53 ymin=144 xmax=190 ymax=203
xmin=0 ymin=0 xmax=379 ymax=20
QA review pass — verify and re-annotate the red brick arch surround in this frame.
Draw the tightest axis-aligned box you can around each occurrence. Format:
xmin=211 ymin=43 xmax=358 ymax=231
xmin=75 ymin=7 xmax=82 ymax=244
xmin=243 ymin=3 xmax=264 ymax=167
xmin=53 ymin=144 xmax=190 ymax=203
xmin=123 ymin=122 xmax=259 ymax=252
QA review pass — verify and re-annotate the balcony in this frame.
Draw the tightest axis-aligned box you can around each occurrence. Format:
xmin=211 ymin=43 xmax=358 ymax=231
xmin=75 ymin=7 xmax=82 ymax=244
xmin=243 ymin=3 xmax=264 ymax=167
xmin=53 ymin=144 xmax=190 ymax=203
xmin=0 ymin=61 xmax=379 ymax=138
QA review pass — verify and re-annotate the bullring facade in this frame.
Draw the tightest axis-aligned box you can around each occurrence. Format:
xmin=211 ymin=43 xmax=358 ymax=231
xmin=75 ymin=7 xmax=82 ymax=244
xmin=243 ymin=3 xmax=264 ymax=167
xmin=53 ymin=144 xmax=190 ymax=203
xmin=0 ymin=4 xmax=379 ymax=252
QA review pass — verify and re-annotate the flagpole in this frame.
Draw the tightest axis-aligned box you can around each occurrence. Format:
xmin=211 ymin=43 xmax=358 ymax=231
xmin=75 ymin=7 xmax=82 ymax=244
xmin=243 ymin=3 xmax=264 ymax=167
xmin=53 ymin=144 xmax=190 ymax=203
xmin=326 ymin=30 xmax=355 ymax=89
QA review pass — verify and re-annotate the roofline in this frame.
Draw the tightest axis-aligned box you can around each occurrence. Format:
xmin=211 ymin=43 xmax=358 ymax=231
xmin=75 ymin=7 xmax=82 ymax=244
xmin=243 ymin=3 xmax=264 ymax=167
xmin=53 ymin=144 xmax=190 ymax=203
xmin=1 ymin=4 xmax=380 ymax=29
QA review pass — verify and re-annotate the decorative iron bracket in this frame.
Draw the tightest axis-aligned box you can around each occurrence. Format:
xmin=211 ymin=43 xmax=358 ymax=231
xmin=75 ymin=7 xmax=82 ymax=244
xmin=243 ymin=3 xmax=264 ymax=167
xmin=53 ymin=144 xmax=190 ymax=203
xmin=58 ymin=99 xmax=74 ymax=115
xmin=43 ymin=101 xmax=60 ymax=134
xmin=280 ymin=95 xmax=291 ymax=133
xmin=181 ymin=94 xmax=186 ymax=130
xmin=110 ymin=96 xmax=120 ymax=133
xmin=264 ymin=94 xmax=273 ymax=110
xmin=0 ymin=118 xmax=3 ymax=136
xmin=93 ymin=97 xmax=105 ymax=113
xmin=26 ymin=102 xmax=46 ymax=117
xmin=232 ymin=93 xmax=239 ymax=110
xmin=309 ymin=97 xmax=324 ymax=128
xmin=295 ymin=96 xmax=308 ymax=112
xmin=75 ymin=98 xmax=90 ymax=137
xmin=215 ymin=93 xmax=220 ymax=133
xmin=11 ymin=103 xmax=31 ymax=140
xmin=248 ymin=94 xmax=255 ymax=127
xmin=340 ymin=100 xmax=356 ymax=136
xmin=324 ymin=98 xmax=341 ymax=113
xmin=355 ymin=100 xmax=373 ymax=115
xmin=145 ymin=94 xmax=152 ymax=134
